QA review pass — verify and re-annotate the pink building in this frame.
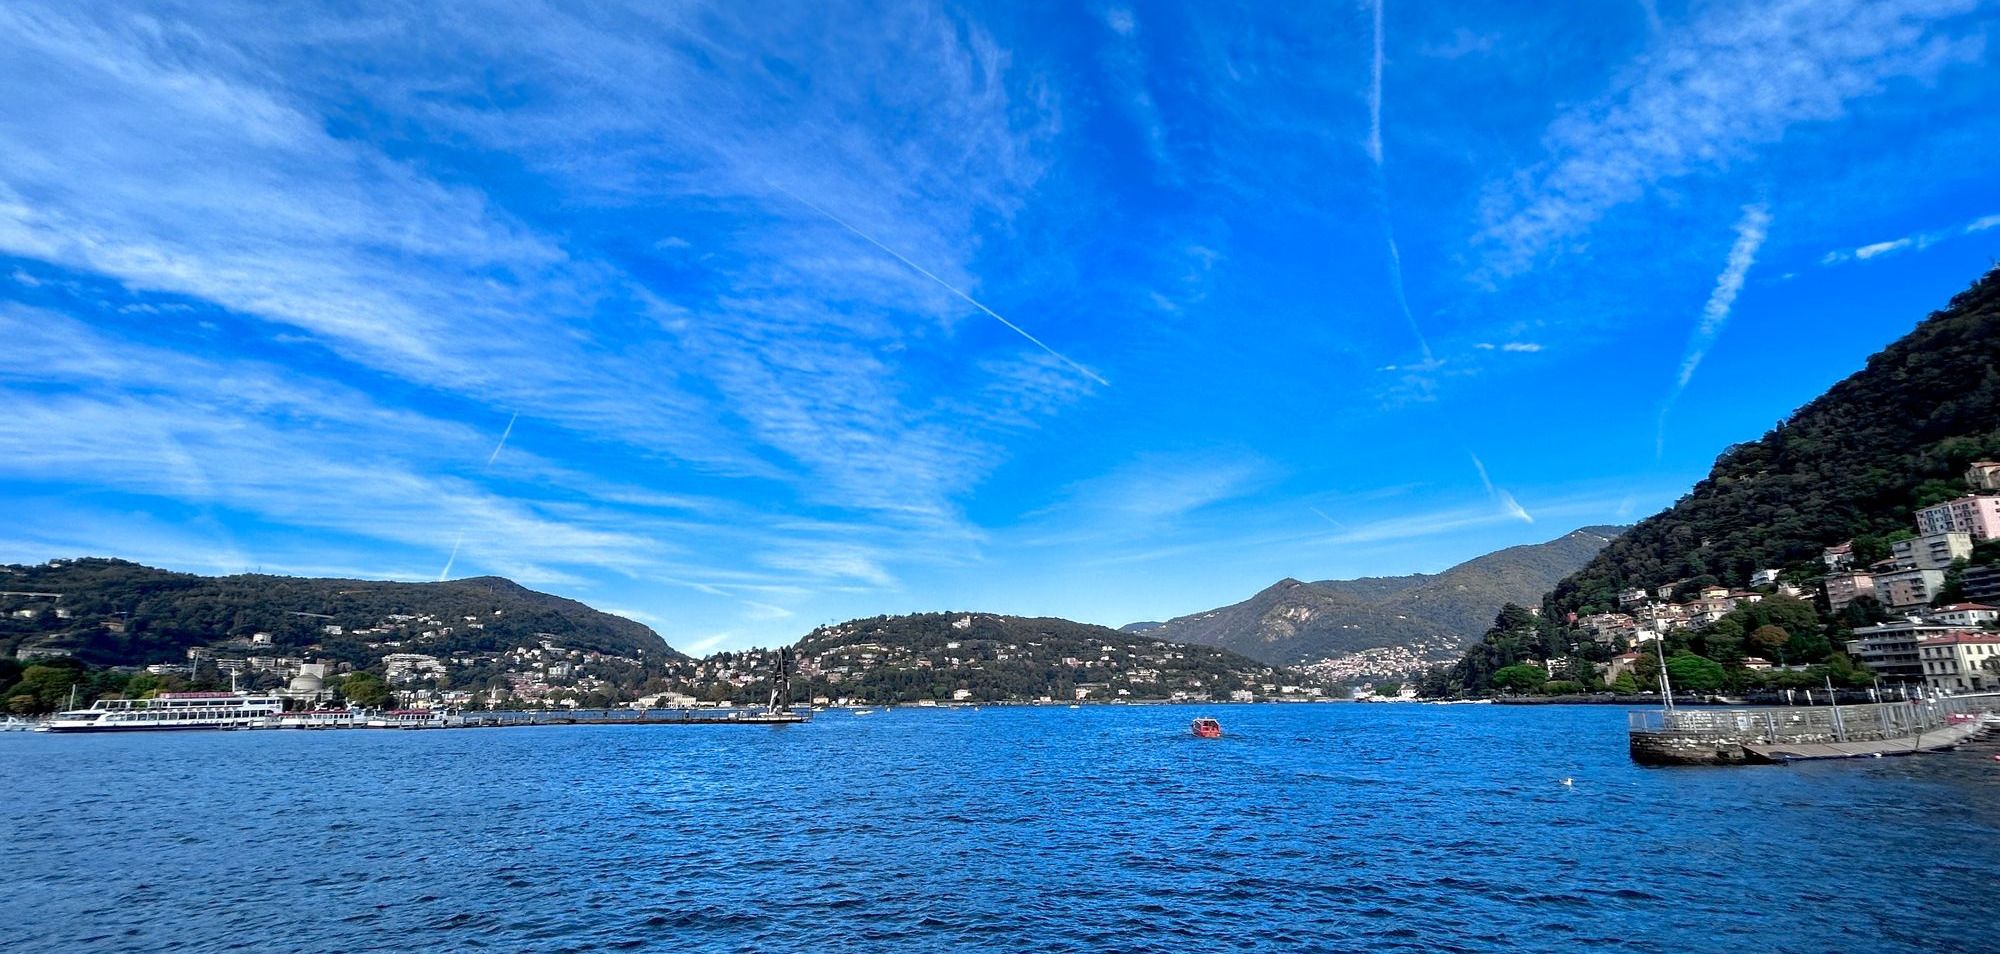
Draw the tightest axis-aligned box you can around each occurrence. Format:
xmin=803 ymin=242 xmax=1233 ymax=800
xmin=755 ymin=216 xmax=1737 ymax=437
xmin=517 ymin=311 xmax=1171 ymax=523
xmin=1914 ymin=495 xmax=2000 ymax=541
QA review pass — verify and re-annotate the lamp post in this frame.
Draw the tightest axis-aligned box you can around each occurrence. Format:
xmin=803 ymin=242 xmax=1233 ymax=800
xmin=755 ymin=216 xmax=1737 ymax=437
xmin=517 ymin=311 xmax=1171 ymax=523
xmin=1652 ymin=636 xmax=1674 ymax=712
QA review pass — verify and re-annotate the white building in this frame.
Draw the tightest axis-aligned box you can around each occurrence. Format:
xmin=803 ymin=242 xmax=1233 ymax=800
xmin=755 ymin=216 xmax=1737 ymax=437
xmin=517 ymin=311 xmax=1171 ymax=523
xmin=382 ymin=653 xmax=446 ymax=679
xmin=1917 ymin=632 xmax=2000 ymax=692
xmin=1749 ymin=568 xmax=1782 ymax=588
xmin=1891 ymin=531 xmax=1972 ymax=571
xmin=1928 ymin=603 xmax=2000 ymax=628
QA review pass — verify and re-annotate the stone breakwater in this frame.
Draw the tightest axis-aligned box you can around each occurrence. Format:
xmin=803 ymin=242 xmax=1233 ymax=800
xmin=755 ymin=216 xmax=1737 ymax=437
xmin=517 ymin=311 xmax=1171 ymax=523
xmin=1628 ymin=694 xmax=1999 ymax=765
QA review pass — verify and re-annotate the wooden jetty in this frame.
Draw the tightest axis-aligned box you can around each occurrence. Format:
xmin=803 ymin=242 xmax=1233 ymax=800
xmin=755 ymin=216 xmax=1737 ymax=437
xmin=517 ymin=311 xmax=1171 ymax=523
xmin=1628 ymin=692 xmax=1998 ymax=766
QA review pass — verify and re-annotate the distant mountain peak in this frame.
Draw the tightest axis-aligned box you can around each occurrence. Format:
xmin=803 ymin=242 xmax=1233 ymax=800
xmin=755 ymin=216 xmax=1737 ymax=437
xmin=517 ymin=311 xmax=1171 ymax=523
xmin=1139 ymin=526 xmax=1623 ymax=668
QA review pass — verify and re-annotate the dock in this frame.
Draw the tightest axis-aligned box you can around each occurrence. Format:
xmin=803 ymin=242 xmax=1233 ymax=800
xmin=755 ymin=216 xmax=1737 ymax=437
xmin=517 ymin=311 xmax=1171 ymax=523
xmin=1628 ymin=692 xmax=1999 ymax=765
xmin=1744 ymin=721 xmax=1986 ymax=762
xmin=458 ymin=706 xmax=809 ymax=727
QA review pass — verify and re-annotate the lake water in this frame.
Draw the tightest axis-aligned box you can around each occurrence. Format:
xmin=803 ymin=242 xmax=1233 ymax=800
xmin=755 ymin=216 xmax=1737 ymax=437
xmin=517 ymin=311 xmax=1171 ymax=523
xmin=5 ymin=704 xmax=1997 ymax=953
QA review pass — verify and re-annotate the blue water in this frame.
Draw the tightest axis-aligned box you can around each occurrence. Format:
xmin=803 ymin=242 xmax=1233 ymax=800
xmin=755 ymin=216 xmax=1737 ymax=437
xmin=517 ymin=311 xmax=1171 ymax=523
xmin=4 ymin=704 xmax=1997 ymax=953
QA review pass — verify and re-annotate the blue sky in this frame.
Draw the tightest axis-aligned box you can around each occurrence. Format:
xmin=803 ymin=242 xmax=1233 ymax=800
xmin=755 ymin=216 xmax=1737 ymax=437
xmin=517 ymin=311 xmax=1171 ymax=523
xmin=3 ymin=0 xmax=1998 ymax=654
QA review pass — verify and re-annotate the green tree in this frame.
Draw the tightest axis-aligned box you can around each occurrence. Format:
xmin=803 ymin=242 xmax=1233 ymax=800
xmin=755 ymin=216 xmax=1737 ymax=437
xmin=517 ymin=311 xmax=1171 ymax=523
xmin=1372 ymin=681 xmax=1403 ymax=697
xmin=3 ymin=666 xmax=74 ymax=712
xmin=1610 ymin=671 xmax=1639 ymax=694
xmin=338 ymin=671 xmax=391 ymax=708
xmin=1665 ymin=653 xmax=1725 ymax=693
xmin=1839 ymin=596 xmax=1891 ymax=628
xmin=1491 ymin=663 xmax=1547 ymax=694
xmin=1633 ymin=649 xmax=1661 ymax=689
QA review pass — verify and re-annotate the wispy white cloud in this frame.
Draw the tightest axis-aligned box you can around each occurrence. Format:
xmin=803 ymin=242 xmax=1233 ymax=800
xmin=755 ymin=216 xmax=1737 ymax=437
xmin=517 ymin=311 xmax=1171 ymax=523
xmin=1658 ymin=203 xmax=1773 ymax=455
xmin=1474 ymin=341 xmax=1543 ymax=352
xmin=772 ymin=184 xmax=1108 ymax=387
xmin=0 ymin=0 xmax=1099 ymax=541
xmin=1818 ymin=210 xmax=2000 ymax=265
xmin=1018 ymin=453 xmax=1273 ymax=549
xmin=1097 ymin=5 xmax=1177 ymax=183
xmin=1477 ymin=0 xmax=1983 ymax=277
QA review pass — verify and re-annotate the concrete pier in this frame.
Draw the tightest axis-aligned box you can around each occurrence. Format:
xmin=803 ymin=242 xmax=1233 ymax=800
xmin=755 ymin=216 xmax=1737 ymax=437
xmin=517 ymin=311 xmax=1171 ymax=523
xmin=1629 ymin=693 xmax=1998 ymax=766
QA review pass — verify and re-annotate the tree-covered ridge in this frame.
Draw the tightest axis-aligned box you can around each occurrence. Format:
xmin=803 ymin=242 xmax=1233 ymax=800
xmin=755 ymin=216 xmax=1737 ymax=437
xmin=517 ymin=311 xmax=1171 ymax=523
xmin=1548 ymin=267 xmax=2000 ymax=617
xmin=0 ymin=557 xmax=678 ymax=666
xmin=1136 ymin=526 xmax=1623 ymax=666
xmin=786 ymin=612 xmax=1309 ymax=703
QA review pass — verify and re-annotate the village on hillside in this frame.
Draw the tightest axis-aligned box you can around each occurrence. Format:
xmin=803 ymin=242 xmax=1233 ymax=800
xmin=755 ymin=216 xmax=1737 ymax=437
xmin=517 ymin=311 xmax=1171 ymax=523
xmin=1575 ymin=461 xmax=2000 ymax=696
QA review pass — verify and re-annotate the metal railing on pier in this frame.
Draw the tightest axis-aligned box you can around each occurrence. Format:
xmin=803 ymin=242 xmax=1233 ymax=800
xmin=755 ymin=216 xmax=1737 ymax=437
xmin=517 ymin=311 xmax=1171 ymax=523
xmin=1628 ymin=692 xmax=1999 ymax=746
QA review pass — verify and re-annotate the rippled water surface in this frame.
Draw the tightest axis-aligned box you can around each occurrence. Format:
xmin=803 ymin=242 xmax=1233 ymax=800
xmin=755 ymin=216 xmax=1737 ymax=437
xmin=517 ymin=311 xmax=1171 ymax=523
xmin=6 ymin=704 xmax=1998 ymax=953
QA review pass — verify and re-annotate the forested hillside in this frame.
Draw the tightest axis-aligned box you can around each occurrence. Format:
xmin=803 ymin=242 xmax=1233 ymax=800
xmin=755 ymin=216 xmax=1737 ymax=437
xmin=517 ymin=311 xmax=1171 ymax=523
xmin=1548 ymin=268 xmax=2000 ymax=616
xmin=789 ymin=612 xmax=1304 ymax=703
xmin=0 ymin=558 xmax=677 ymax=665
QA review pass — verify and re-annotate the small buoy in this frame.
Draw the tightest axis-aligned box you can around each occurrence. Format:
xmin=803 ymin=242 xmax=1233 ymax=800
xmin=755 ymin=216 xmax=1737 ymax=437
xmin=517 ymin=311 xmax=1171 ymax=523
xmin=1871 ymin=753 xmax=1882 ymax=758
xmin=1560 ymin=777 xmax=1573 ymax=786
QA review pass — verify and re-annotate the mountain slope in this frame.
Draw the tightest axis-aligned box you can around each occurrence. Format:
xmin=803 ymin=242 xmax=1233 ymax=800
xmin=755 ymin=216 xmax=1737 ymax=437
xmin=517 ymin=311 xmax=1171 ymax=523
xmin=1138 ymin=527 xmax=1623 ymax=666
xmin=0 ymin=557 xmax=679 ymax=665
xmin=1546 ymin=267 xmax=2000 ymax=616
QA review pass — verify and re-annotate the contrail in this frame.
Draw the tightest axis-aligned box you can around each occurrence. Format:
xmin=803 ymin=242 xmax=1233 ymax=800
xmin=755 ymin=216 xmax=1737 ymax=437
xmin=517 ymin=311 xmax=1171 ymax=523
xmin=1309 ymin=506 xmax=1349 ymax=530
xmin=437 ymin=530 xmax=467 ymax=582
xmin=438 ymin=412 xmax=519 ymax=582
xmin=1657 ymin=204 xmax=1771 ymax=457
xmin=1368 ymin=0 xmax=1433 ymax=366
xmin=485 ymin=412 xmax=518 ymax=467
xmin=773 ymin=185 xmax=1110 ymax=387
xmin=1469 ymin=451 xmax=1534 ymax=524
xmin=1367 ymin=0 xmax=1385 ymax=166
xmin=1383 ymin=225 xmax=1434 ymax=365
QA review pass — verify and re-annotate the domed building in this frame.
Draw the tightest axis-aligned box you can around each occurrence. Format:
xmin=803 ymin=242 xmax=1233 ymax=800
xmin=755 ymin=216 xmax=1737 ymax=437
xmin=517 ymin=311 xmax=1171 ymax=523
xmin=278 ymin=662 xmax=332 ymax=704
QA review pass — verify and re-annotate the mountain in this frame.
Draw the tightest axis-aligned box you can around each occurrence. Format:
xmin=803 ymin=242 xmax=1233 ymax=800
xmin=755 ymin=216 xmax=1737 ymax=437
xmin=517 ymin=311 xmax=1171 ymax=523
xmin=1546 ymin=267 xmax=2000 ymax=617
xmin=776 ymin=612 xmax=1305 ymax=704
xmin=0 ymin=557 xmax=679 ymax=666
xmin=1134 ymin=527 xmax=1624 ymax=668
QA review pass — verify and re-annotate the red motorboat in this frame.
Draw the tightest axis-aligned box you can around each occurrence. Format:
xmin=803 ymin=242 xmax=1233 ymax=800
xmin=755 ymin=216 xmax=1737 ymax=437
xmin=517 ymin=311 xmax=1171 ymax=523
xmin=1191 ymin=717 xmax=1222 ymax=739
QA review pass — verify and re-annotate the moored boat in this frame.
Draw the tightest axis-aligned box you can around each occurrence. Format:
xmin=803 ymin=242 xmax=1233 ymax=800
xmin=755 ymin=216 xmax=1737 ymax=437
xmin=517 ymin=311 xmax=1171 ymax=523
xmin=366 ymin=709 xmax=452 ymax=729
xmin=1191 ymin=717 xmax=1222 ymax=738
xmin=42 ymin=691 xmax=284 ymax=733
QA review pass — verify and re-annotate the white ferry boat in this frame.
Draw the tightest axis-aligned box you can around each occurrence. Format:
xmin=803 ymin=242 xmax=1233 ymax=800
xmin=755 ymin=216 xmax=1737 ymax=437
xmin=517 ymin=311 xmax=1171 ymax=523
xmin=42 ymin=691 xmax=284 ymax=733
xmin=366 ymin=709 xmax=453 ymax=729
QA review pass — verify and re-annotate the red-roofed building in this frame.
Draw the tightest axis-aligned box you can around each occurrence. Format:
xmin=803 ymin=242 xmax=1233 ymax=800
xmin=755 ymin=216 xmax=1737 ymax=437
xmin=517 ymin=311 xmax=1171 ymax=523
xmin=1917 ymin=632 xmax=2000 ymax=692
